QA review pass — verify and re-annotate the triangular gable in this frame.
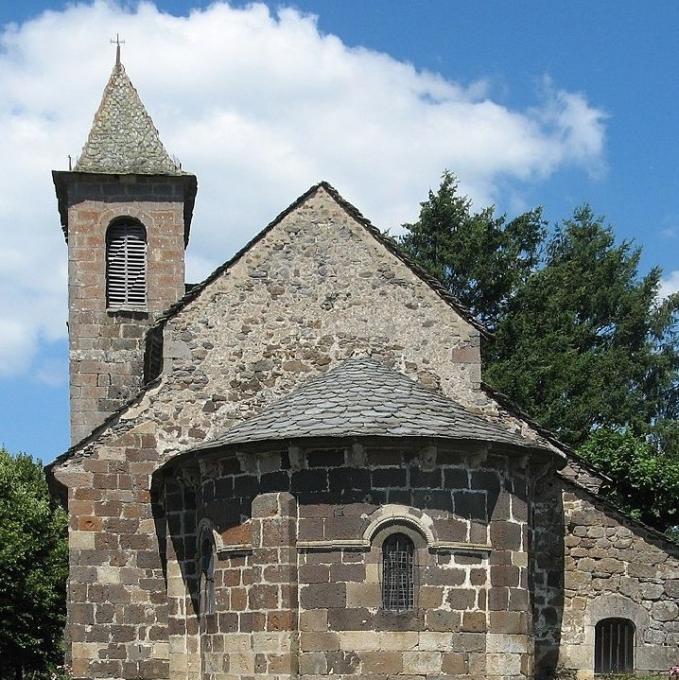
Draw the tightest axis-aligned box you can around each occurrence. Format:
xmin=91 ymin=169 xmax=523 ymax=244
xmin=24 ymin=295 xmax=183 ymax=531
xmin=148 ymin=181 xmax=488 ymax=345
xmin=47 ymin=181 xmax=575 ymax=480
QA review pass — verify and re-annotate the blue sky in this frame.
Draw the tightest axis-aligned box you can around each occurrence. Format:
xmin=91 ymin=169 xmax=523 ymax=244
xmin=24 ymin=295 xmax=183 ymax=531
xmin=1 ymin=1 xmax=677 ymax=462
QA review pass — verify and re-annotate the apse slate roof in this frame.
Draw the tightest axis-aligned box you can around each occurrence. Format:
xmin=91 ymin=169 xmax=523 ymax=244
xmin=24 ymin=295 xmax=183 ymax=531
xmin=74 ymin=62 xmax=183 ymax=175
xmin=191 ymin=357 xmax=553 ymax=453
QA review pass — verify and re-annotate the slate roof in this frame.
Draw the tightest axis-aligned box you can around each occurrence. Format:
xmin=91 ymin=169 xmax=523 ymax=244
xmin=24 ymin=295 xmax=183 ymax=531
xmin=191 ymin=357 xmax=553 ymax=453
xmin=74 ymin=61 xmax=183 ymax=175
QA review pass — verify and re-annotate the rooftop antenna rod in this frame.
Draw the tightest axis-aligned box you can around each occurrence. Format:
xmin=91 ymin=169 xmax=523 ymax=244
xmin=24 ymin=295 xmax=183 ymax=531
xmin=110 ymin=33 xmax=125 ymax=66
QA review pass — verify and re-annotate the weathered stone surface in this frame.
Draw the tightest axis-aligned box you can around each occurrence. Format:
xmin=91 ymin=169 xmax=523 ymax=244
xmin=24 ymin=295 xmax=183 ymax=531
xmin=50 ymin=79 xmax=679 ymax=680
xmin=75 ymin=63 xmax=182 ymax=175
xmin=534 ymin=477 xmax=679 ymax=680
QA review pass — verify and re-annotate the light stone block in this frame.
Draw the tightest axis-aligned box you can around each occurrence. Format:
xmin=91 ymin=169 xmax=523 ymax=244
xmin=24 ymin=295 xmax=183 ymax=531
xmin=486 ymin=633 xmax=530 ymax=654
xmin=71 ymin=642 xmax=100 ymax=658
xmin=223 ymin=634 xmax=252 ymax=653
xmin=227 ymin=652 xmax=255 ymax=674
xmin=96 ymin=566 xmax=120 ymax=584
xmin=379 ymin=631 xmax=419 ymax=650
xmin=486 ymin=652 xmax=521 ymax=676
xmin=418 ymin=632 xmax=453 ymax=650
xmin=338 ymin=630 xmax=381 ymax=651
xmin=402 ymin=651 xmax=442 ymax=674
xmin=69 ymin=531 xmax=95 ymax=550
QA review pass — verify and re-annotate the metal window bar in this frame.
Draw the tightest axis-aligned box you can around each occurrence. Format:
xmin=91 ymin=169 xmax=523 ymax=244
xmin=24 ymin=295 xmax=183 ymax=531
xmin=594 ymin=618 xmax=634 ymax=673
xmin=106 ymin=222 xmax=147 ymax=310
xmin=199 ymin=536 xmax=215 ymax=617
xmin=382 ymin=533 xmax=415 ymax=611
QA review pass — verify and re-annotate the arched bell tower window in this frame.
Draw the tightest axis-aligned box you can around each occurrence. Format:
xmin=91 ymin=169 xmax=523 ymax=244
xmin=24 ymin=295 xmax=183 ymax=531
xmin=198 ymin=528 xmax=215 ymax=618
xmin=106 ymin=218 xmax=147 ymax=310
xmin=382 ymin=532 xmax=415 ymax=611
xmin=595 ymin=618 xmax=634 ymax=673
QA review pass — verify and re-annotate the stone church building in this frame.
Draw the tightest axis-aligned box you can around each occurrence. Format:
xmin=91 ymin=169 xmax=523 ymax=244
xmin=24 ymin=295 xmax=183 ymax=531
xmin=47 ymin=54 xmax=678 ymax=680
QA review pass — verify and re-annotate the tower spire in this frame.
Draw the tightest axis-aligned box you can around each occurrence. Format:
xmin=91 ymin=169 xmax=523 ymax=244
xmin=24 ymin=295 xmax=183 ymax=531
xmin=73 ymin=43 xmax=182 ymax=175
xmin=110 ymin=33 xmax=125 ymax=67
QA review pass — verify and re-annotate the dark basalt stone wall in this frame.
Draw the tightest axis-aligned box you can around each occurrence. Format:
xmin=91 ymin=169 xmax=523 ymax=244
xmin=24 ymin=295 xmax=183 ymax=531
xmin=162 ymin=438 xmax=538 ymax=680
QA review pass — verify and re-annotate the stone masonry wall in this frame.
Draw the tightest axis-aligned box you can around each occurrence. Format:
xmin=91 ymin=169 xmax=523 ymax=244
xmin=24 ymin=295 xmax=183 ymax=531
xmin=161 ymin=439 xmax=537 ymax=680
xmin=53 ymin=185 xmax=544 ymax=679
xmin=65 ymin=173 xmax=187 ymax=443
xmin=533 ymin=478 xmax=679 ymax=679
xmin=61 ymin=429 xmax=168 ymax=680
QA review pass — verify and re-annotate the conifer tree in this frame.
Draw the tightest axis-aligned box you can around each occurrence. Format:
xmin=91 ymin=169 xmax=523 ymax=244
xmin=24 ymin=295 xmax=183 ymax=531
xmin=399 ymin=171 xmax=546 ymax=330
xmin=400 ymin=175 xmax=679 ymax=449
xmin=485 ymin=206 xmax=679 ymax=447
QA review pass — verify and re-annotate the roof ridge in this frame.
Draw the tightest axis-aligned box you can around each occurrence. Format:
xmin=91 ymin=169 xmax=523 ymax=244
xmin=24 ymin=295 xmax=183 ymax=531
xmin=74 ymin=61 xmax=184 ymax=175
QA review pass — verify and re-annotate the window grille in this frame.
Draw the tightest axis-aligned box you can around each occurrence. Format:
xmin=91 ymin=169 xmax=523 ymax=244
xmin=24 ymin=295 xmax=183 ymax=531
xmin=382 ymin=532 xmax=415 ymax=610
xmin=106 ymin=220 xmax=147 ymax=310
xmin=595 ymin=618 xmax=634 ymax=674
xmin=198 ymin=533 xmax=215 ymax=617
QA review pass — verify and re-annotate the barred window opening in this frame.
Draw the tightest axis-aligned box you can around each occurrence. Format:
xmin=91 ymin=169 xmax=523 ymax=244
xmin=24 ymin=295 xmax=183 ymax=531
xmin=595 ymin=618 xmax=634 ymax=674
xmin=198 ymin=532 xmax=215 ymax=617
xmin=106 ymin=219 xmax=147 ymax=310
xmin=382 ymin=532 xmax=415 ymax=611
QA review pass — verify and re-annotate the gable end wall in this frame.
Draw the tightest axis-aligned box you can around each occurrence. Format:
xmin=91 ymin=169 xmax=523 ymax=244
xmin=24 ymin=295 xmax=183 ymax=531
xmin=55 ymin=186 xmax=497 ymax=679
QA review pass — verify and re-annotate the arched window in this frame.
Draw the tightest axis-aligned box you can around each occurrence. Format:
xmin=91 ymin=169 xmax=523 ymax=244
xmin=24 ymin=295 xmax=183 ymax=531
xmin=382 ymin=532 xmax=415 ymax=611
xmin=106 ymin=219 xmax=147 ymax=310
xmin=595 ymin=618 xmax=634 ymax=673
xmin=198 ymin=530 xmax=215 ymax=617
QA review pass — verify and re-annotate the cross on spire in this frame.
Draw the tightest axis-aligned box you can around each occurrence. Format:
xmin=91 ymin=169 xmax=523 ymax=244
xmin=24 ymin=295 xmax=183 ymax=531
xmin=110 ymin=33 xmax=125 ymax=66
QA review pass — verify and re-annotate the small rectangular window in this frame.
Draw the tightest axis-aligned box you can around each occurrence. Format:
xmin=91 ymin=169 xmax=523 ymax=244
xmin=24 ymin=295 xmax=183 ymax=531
xmin=595 ymin=618 xmax=634 ymax=673
xmin=382 ymin=533 xmax=415 ymax=610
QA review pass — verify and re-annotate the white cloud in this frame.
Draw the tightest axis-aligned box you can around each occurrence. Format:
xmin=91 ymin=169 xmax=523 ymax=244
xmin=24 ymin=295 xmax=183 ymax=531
xmin=659 ymin=271 xmax=679 ymax=300
xmin=0 ymin=0 xmax=607 ymax=376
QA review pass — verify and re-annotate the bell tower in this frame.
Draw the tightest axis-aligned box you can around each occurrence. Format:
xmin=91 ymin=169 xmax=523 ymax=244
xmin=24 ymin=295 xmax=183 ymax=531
xmin=53 ymin=47 xmax=197 ymax=444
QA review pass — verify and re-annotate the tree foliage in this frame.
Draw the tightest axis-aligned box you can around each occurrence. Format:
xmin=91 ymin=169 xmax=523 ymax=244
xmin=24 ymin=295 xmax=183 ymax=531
xmin=400 ymin=173 xmax=679 ymax=447
xmin=400 ymin=172 xmax=546 ymax=330
xmin=578 ymin=429 xmax=679 ymax=538
xmin=400 ymin=173 xmax=679 ymax=534
xmin=485 ymin=205 xmax=679 ymax=447
xmin=0 ymin=448 xmax=68 ymax=679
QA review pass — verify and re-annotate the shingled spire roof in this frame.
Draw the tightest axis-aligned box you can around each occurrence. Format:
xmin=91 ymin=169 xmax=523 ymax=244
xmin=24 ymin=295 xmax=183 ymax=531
xmin=74 ymin=59 xmax=183 ymax=175
xmin=191 ymin=358 xmax=555 ymax=454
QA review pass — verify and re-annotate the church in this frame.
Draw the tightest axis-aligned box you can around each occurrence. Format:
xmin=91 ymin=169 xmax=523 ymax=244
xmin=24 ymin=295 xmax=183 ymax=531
xmin=47 ymin=50 xmax=679 ymax=680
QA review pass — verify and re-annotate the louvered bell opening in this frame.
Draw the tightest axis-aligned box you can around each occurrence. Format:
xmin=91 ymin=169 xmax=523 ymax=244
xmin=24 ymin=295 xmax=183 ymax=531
xmin=106 ymin=222 xmax=147 ymax=311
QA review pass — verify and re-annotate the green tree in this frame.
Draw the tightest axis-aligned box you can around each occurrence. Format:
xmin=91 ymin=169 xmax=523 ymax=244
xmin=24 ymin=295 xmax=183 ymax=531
xmin=0 ymin=447 xmax=68 ymax=679
xmin=578 ymin=429 xmax=679 ymax=537
xmin=401 ymin=175 xmax=679 ymax=529
xmin=399 ymin=171 xmax=546 ymax=330
xmin=485 ymin=206 xmax=679 ymax=447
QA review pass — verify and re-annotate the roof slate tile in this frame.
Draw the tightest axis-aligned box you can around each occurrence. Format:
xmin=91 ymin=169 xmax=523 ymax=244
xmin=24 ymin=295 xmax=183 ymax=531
xmin=75 ymin=62 xmax=183 ymax=175
xmin=190 ymin=357 xmax=553 ymax=453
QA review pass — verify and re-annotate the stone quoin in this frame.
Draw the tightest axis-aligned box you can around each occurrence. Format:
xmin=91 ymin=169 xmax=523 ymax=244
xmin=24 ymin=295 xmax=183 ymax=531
xmin=47 ymin=52 xmax=679 ymax=680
